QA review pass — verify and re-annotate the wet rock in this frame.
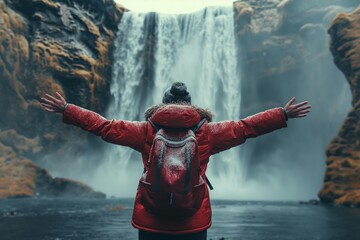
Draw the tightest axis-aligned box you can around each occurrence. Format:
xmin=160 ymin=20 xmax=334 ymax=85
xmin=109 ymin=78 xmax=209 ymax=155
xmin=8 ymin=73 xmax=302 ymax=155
xmin=0 ymin=0 xmax=124 ymax=199
xmin=318 ymin=6 xmax=360 ymax=207
xmin=233 ymin=1 xmax=254 ymax=36
xmin=0 ymin=142 xmax=105 ymax=199
xmin=0 ymin=143 xmax=37 ymax=199
xmin=0 ymin=0 xmax=125 ymax=147
xmin=233 ymin=1 xmax=360 ymax=207
xmin=276 ymin=0 xmax=356 ymax=33
xmin=233 ymin=0 xmax=358 ymax=85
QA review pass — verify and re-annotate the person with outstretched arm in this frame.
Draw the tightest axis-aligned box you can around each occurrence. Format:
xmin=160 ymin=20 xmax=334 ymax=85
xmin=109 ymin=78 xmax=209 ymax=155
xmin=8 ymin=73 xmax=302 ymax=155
xmin=39 ymin=82 xmax=311 ymax=240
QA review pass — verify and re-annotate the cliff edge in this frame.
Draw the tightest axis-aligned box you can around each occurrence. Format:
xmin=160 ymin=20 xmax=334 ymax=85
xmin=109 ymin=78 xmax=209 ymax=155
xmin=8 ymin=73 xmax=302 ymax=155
xmin=319 ymin=6 xmax=360 ymax=207
xmin=0 ymin=0 xmax=125 ymax=199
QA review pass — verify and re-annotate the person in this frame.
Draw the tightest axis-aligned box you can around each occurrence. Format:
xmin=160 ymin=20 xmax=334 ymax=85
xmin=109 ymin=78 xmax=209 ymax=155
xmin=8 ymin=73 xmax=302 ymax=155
xmin=39 ymin=82 xmax=311 ymax=240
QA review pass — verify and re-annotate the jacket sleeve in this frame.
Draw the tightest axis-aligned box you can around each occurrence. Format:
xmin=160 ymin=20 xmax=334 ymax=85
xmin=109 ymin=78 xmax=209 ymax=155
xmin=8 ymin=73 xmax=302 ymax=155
xmin=208 ymin=107 xmax=287 ymax=155
xmin=62 ymin=104 xmax=147 ymax=152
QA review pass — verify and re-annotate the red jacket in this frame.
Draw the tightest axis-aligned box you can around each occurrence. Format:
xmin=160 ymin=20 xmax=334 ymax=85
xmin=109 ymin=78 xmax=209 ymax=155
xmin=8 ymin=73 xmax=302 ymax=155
xmin=63 ymin=103 xmax=287 ymax=234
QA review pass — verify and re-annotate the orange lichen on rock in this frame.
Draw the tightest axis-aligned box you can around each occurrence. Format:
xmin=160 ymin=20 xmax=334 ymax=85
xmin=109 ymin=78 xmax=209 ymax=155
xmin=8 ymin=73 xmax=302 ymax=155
xmin=32 ymin=0 xmax=60 ymax=11
xmin=335 ymin=190 xmax=360 ymax=206
xmin=35 ymin=74 xmax=64 ymax=97
xmin=0 ymin=141 xmax=105 ymax=199
xmin=319 ymin=6 xmax=360 ymax=207
xmin=32 ymin=40 xmax=95 ymax=80
xmin=0 ymin=143 xmax=37 ymax=199
xmin=0 ymin=2 xmax=27 ymax=32
xmin=0 ymin=2 xmax=30 ymax=111
xmin=233 ymin=1 xmax=254 ymax=35
xmin=328 ymin=7 xmax=360 ymax=104
xmin=79 ymin=15 xmax=101 ymax=38
xmin=0 ymin=0 xmax=123 ymax=200
xmin=0 ymin=129 xmax=42 ymax=154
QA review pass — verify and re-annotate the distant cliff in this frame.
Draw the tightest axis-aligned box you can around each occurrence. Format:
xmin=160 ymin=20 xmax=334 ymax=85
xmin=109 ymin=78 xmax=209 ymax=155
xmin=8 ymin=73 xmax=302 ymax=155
xmin=0 ymin=0 xmax=125 ymax=199
xmin=234 ymin=0 xmax=359 ymax=206
xmin=318 ymin=6 xmax=360 ymax=207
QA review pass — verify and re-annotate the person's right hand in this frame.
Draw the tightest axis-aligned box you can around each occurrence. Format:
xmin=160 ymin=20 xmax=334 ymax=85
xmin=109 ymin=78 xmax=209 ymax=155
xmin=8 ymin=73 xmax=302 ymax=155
xmin=39 ymin=92 xmax=67 ymax=113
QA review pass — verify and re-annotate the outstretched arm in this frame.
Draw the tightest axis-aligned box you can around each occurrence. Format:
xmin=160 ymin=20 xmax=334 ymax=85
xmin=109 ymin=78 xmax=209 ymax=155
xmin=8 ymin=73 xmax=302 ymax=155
xmin=208 ymin=98 xmax=311 ymax=155
xmin=39 ymin=92 xmax=147 ymax=152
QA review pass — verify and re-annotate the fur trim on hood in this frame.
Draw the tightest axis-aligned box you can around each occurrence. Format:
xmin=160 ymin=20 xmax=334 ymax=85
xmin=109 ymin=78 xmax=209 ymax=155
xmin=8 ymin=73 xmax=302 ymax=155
xmin=144 ymin=103 xmax=214 ymax=122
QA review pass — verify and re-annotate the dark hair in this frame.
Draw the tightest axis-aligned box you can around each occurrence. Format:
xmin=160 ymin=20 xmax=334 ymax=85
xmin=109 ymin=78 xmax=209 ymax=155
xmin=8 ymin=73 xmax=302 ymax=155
xmin=162 ymin=82 xmax=191 ymax=104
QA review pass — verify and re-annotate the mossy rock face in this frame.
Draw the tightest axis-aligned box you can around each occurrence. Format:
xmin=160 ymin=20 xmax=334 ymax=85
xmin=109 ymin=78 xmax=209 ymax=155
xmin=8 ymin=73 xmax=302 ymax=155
xmin=0 ymin=0 xmax=125 ymax=137
xmin=0 ymin=0 xmax=125 ymax=199
xmin=318 ymin=6 xmax=360 ymax=207
xmin=0 ymin=142 xmax=105 ymax=199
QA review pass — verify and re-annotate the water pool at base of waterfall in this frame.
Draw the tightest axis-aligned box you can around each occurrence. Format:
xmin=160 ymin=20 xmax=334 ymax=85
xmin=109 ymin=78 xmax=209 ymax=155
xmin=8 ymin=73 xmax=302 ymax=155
xmin=1 ymin=198 xmax=359 ymax=240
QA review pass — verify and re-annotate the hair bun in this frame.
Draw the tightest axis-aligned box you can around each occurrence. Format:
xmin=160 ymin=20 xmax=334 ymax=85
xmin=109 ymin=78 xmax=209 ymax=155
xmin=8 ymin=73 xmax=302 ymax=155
xmin=162 ymin=82 xmax=191 ymax=104
xmin=170 ymin=82 xmax=188 ymax=96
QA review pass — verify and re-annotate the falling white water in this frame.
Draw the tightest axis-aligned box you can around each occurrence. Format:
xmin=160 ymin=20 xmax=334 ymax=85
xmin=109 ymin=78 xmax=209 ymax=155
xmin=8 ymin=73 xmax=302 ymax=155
xmin=153 ymin=8 xmax=243 ymax=199
xmin=88 ymin=12 xmax=149 ymax=197
xmin=88 ymin=7 xmax=246 ymax=198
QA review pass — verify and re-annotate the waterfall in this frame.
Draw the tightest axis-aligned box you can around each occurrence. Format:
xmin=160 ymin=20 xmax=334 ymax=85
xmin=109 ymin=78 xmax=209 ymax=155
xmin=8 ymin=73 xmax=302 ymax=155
xmin=152 ymin=8 xmax=243 ymax=199
xmin=88 ymin=5 xmax=351 ymax=200
xmin=89 ymin=7 xmax=244 ymax=198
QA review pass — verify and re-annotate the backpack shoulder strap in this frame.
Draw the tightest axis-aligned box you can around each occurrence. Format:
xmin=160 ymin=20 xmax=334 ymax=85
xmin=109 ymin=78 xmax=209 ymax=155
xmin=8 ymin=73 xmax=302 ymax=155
xmin=148 ymin=119 xmax=160 ymax=132
xmin=191 ymin=118 xmax=206 ymax=133
xmin=191 ymin=118 xmax=214 ymax=190
xmin=205 ymin=175 xmax=214 ymax=190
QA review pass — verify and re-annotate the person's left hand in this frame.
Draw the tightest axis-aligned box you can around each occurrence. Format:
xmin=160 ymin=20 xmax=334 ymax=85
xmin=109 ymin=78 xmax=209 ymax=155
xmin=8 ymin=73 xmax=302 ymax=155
xmin=39 ymin=92 xmax=67 ymax=113
xmin=284 ymin=97 xmax=311 ymax=119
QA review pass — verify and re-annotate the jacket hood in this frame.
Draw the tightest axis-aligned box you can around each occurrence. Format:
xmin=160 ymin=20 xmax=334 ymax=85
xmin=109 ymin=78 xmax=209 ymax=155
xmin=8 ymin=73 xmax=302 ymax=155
xmin=144 ymin=103 xmax=213 ymax=128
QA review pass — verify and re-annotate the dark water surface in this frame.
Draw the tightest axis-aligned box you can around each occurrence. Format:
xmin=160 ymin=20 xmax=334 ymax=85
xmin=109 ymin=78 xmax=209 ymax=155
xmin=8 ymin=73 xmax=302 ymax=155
xmin=1 ymin=199 xmax=360 ymax=240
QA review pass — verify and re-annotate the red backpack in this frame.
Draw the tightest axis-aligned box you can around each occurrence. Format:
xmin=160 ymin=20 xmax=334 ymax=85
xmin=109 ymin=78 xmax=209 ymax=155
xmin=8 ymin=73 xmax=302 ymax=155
xmin=138 ymin=118 xmax=209 ymax=217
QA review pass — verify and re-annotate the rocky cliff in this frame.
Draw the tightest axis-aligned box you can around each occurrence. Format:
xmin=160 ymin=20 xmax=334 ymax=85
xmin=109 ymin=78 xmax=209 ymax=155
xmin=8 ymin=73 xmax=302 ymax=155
xmin=234 ymin=0 xmax=359 ymax=205
xmin=318 ymin=6 xmax=360 ymax=207
xmin=0 ymin=0 xmax=125 ymax=199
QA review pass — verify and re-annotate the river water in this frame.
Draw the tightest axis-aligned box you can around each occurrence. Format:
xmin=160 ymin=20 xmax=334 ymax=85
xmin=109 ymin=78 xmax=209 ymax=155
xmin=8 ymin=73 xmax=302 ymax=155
xmin=1 ymin=199 xmax=360 ymax=240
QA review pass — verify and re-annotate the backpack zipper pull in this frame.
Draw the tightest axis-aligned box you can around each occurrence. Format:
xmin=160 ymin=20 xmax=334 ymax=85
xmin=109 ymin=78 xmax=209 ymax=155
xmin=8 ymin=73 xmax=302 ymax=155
xmin=170 ymin=192 xmax=173 ymax=206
